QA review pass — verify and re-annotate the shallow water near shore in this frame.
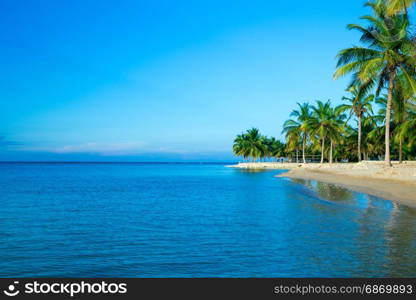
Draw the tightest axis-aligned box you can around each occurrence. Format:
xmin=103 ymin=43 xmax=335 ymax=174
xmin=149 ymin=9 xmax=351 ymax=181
xmin=1 ymin=162 xmax=416 ymax=277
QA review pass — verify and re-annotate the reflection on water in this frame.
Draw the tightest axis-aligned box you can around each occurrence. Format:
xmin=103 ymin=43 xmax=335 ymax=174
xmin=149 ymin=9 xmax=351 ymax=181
xmin=291 ymin=179 xmax=355 ymax=203
xmin=291 ymin=178 xmax=416 ymax=277
xmin=384 ymin=204 xmax=416 ymax=277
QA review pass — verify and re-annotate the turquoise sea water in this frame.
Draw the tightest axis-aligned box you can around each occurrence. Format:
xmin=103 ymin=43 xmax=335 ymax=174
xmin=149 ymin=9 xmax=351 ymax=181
xmin=0 ymin=162 xmax=415 ymax=277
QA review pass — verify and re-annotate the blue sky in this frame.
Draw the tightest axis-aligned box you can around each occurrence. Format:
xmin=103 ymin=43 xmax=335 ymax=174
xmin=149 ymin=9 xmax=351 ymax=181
xmin=1 ymin=0 xmax=373 ymax=161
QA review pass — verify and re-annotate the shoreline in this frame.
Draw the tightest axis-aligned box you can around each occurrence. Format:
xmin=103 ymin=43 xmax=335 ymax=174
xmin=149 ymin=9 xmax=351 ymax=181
xmin=228 ymin=161 xmax=416 ymax=207
xmin=226 ymin=162 xmax=301 ymax=170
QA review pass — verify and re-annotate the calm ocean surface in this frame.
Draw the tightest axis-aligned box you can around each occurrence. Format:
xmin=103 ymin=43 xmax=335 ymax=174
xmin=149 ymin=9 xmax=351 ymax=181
xmin=0 ymin=162 xmax=415 ymax=277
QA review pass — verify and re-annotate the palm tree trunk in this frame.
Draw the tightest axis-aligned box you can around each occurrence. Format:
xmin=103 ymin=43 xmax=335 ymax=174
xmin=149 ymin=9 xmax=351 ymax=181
xmin=358 ymin=116 xmax=362 ymax=162
xmin=320 ymin=138 xmax=325 ymax=164
xmin=329 ymin=140 xmax=333 ymax=164
xmin=399 ymin=137 xmax=403 ymax=164
xmin=385 ymin=72 xmax=395 ymax=167
xmin=296 ymin=148 xmax=299 ymax=163
xmin=302 ymin=133 xmax=306 ymax=164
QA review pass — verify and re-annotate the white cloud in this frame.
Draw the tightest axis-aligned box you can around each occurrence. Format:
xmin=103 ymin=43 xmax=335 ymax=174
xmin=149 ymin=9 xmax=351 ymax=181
xmin=23 ymin=141 xmax=147 ymax=156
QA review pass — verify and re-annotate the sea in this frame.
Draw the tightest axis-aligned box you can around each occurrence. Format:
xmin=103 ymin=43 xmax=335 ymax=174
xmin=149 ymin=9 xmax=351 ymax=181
xmin=0 ymin=162 xmax=415 ymax=277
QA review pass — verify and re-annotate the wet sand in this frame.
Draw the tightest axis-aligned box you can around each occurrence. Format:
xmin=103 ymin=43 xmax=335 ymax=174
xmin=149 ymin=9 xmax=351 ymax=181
xmin=228 ymin=161 xmax=416 ymax=207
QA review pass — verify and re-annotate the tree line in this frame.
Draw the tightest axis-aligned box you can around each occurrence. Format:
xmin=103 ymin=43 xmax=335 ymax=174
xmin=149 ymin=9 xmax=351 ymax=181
xmin=233 ymin=0 xmax=416 ymax=165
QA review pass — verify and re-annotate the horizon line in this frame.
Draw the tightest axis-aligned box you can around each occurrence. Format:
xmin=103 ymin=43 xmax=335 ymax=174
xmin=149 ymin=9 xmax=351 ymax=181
xmin=0 ymin=161 xmax=238 ymax=164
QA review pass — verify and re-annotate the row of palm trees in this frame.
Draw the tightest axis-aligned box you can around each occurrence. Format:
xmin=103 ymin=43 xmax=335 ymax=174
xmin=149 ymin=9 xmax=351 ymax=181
xmin=333 ymin=0 xmax=416 ymax=166
xmin=233 ymin=0 xmax=416 ymax=165
xmin=283 ymin=101 xmax=347 ymax=164
xmin=282 ymin=94 xmax=416 ymax=164
xmin=234 ymin=94 xmax=415 ymax=163
xmin=232 ymin=128 xmax=285 ymax=161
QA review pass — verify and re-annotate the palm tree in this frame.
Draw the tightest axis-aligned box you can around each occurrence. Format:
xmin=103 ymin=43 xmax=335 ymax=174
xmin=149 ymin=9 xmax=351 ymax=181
xmin=329 ymin=108 xmax=347 ymax=164
xmin=282 ymin=103 xmax=312 ymax=163
xmin=309 ymin=101 xmax=347 ymax=164
xmin=376 ymin=75 xmax=415 ymax=162
xmin=334 ymin=1 xmax=416 ymax=166
xmin=338 ymin=85 xmax=374 ymax=161
xmin=262 ymin=137 xmax=286 ymax=160
xmin=307 ymin=100 xmax=330 ymax=163
xmin=232 ymin=128 xmax=268 ymax=161
xmin=283 ymin=125 xmax=301 ymax=163
xmin=233 ymin=133 xmax=248 ymax=160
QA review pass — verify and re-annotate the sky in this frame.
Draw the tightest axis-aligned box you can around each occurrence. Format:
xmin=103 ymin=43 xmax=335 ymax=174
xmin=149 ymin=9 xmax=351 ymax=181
xmin=0 ymin=0 xmax=374 ymax=161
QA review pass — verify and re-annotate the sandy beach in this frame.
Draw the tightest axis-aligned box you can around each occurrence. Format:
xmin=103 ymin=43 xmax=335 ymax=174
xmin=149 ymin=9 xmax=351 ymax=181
xmin=228 ymin=161 xmax=416 ymax=207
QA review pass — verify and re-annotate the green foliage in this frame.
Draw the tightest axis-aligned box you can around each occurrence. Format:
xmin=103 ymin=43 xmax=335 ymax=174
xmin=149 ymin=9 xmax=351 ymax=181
xmin=232 ymin=1 xmax=416 ymax=163
xmin=334 ymin=1 xmax=416 ymax=165
xmin=232 ymin=128 xmax=286 ymax=161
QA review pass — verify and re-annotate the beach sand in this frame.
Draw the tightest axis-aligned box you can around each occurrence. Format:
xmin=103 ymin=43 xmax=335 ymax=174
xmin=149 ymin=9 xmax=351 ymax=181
xmin=228 ymin=161 xmax=416 ymax=207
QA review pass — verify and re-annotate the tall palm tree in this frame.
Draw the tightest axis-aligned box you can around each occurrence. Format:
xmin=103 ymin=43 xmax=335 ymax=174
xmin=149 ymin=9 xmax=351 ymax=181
xmin=377 ymin=75 xmax=415 ymax=162
xmin=326 ymin=105 xmax=347 ymax=164
xmin=334 ymin=1 xmax=416 ymax=166
xmin=307 ymin=100 xmax=332 ymax=164
xmin=282 ymin=103 xmax=312 ymax=163
xmin=338 ymin=85 xmax=374 ymax=161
